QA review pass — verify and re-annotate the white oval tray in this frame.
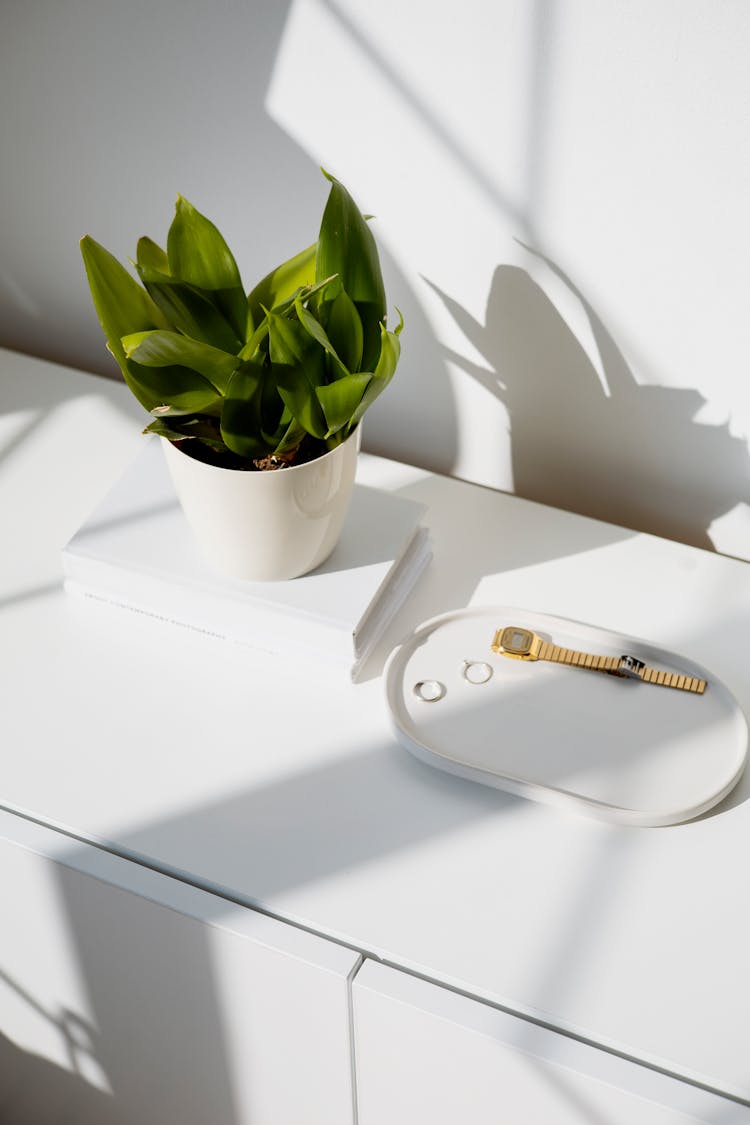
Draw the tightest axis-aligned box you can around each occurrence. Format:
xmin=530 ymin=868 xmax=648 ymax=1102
xmin=384 ymin=607 xmax=748 ymax=826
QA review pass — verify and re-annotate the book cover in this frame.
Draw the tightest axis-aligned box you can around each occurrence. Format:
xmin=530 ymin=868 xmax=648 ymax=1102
xmin=62 ymin=441 xmax=431 ymax=679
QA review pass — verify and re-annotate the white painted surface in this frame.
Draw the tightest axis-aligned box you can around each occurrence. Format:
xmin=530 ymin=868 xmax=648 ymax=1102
xmin=3 ymin=353 xmax=750 ymax=1103
xmin=353 ymin=961 xmax=750 ymax=1124
xmin=1 ymin=3 xmax=749 ymax=556
xmin=0 ymin=810 xmax=360 ymax=1125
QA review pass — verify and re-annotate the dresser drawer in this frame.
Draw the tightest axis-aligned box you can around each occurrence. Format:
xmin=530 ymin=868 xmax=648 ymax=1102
xmin=0 ymin=812 xmax=360 ymax=1125
xmin=353 ymin=960 xmax=750 ymax=1124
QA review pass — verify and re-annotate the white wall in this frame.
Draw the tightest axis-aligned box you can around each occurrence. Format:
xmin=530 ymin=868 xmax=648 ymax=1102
xmin=2 ymin=0 xmax=749 ymax=556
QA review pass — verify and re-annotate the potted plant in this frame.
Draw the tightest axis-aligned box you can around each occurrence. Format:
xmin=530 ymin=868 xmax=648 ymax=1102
xmin=80 ymin=171 xmax=403 ymax=580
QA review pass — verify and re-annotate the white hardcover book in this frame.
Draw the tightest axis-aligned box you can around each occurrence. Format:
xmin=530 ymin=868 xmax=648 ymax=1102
xmin=62 ymin=441 xmax=431 ymax=679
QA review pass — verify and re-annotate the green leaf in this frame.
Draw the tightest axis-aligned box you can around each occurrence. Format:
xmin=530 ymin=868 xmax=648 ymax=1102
xmin=267 ymin=311 xmax=327 ymax=439
xmin=144 ymin=416 xmax=190 ymax=441
xmin=273 ymin=359 xmax=328 ymax=439
xmin=316 ymin=172 xmax=386 ymax=370
xmin=260 ymin=356 xmax=284 ymax=433
xmin=122 ymin=330 xmax=239 ymax=394
xmin=294 ymin=296 xmax=346 ymax=369
xmin=324 ymin=289 xmax=363 ymax=373
xmin=167 ymin=197 xmax=248 ymax=341
xmin=136 ymin=236 xmax=169 ymax=274
xmin=123 ymin=360 xmax=223 ymax=415
xmin=247 ymin=242 xmax=316 ymax=329
xmin=267 ymin=308 xmax=315 ymax=368
xmin=350 ymin=310 xmax=403 ymax=427
xmin=214 ymin=287 xmax=251 ymax=345
xmin=316 ymin=372 xmax=371 ymax=437
xmin=80 ymin=236 xmax=194 ymax=415
xmin=144 ymin=415 xmax=228 ymax=452
xmin=80 ymin=235 xmax=167 ymax=372
xmin=238 ymin=316 xmax=270 ymax=362
xmin=137 ymin=263 xmax=243 ymax=353
xmin=257 ymin=273 xmax=339 ymax=324
xmin=167 ymin=196 xmax=242 ymax=291
xmin=270 ymin=416 xmax=306 ymax=456
xmin=220 ymin=360 xmax=270 ymax=458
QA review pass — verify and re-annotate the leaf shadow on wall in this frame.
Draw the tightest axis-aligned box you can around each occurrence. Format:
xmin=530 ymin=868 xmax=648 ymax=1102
xmin=363 ymin=243 xmax=459 ymax=474
xmin=427 ymin=256 xmax=750 ymax=551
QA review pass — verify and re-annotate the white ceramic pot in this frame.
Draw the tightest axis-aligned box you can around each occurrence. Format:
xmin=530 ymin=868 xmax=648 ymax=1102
xmin=162 ymin=428 xmax=361 ymax=581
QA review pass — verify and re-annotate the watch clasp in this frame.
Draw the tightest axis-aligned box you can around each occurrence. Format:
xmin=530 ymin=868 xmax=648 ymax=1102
xmin=610 ymin=654 xmax=646 ymax=680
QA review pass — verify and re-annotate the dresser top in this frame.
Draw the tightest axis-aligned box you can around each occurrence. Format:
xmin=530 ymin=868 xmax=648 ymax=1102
xmin=3 ymin=347 xmax=750 ymax=1102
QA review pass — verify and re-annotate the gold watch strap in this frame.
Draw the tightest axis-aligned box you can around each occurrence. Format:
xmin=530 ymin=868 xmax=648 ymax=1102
xmin=640 ymin=667 xmax=706 ymax=694
xmin=536 ymin=641 xmax=706 ymax=693
xmin=536 ymin=641 xmax=620 ymax=673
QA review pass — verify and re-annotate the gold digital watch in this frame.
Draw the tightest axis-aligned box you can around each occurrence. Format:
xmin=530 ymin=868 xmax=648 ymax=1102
xmin=491 ymin=626 xmax=706 ymax=694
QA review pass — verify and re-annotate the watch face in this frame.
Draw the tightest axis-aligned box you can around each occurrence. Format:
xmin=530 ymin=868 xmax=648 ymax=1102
xmin=500 ymin=626 xmax=534 ymax=655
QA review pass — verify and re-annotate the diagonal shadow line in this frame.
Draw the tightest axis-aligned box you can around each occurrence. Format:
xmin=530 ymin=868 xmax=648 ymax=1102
xmin=507 ymin=826 xmax=750 ymax=1114
xmin=51 ymin=666 xmax=740 ymax=914
xmin=0 ymin=967 xmax=65 ymax=1037
xmin=0 ymin=581 xmax=62 ymax=612
xmin=320 ymin=0 xmax=528 ymax=231
xmin=0 ymin=407 xmax=45 ymax=470
xmin=523 ymin=0 xmax=557 ymax=232
xmin=47 ymin=699 xmax=748 ymax=1110
xmin=54 ymin=860 xmax=242 ymax=1125
xmin=49 ymin=743 xmax=508 ymax=922
xmin=73 ymin=498 xmax=181 ymax=540
xmin=0 ymin=968 xmax=97 ymax=1080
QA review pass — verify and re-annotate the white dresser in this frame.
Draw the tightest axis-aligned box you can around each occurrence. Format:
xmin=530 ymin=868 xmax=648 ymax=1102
xmin=2 ymin=348 xmax=749 ymax=1123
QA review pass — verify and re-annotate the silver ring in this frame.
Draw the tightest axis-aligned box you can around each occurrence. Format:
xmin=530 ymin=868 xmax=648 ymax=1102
xmin=413 ymin=679 xmax=446 ymax=703
xmin=462 ymin=661 xmax=493 ymax=685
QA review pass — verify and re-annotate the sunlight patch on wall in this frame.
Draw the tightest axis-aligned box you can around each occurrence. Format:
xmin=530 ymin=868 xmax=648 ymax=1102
xmin=266 ymin=0 xmax=537 ymax=315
